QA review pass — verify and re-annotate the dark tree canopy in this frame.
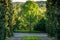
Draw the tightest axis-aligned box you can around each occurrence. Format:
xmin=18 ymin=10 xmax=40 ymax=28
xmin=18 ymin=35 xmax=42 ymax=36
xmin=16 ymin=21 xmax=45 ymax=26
xmin=46 ymin=0 xmax=60 ymax=39
xmin=0 ymin=0 xmax=13 ymax=40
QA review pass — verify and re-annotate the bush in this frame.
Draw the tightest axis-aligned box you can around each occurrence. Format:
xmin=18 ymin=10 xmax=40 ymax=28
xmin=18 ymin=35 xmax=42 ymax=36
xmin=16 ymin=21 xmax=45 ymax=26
xmin=14 ymin=30 xmax=41 ymax=33
xmin=22 ymin=36 xmax=41 ymax=40
xmin=34 ymin=18 xmax=46 ymax=32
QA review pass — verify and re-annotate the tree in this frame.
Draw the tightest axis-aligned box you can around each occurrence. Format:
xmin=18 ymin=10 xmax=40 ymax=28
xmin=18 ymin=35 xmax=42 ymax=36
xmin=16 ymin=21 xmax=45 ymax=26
xmin=12 ymin=3 xmax=21 ymax=31
xmin=20 ymin=1 xmax=41 ymax=31
xmin=46 ymin=0 xmax=60 ymax=39
xmin=7 ymin=0 xmax=13 ymax=37
xmin=46 ymin=0 xmax=56 ymax=37
xmin=0 ymin=0 xmax=13 ymax=40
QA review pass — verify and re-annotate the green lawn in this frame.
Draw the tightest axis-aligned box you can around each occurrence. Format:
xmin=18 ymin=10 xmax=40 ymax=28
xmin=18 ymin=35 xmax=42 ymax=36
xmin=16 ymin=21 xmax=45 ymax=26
xmin=22 ymin=36 xmax=41 ymax=40
xmin=14 ymin=30 xmax=41 ymax=33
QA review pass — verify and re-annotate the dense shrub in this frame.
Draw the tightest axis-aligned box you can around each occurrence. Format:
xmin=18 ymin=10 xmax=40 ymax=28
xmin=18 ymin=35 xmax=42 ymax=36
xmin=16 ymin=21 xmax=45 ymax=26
xmin=0 ymin=0 xmax=13 ymax=40
xmin=34 ymin=18 xmax=46 ymax=32
xmin=46 ymin=0 xmax=60 ymax=38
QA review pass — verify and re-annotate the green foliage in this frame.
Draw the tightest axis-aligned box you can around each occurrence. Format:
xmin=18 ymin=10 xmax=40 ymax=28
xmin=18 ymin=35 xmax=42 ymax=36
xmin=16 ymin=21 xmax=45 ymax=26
xmin=0 ymin=0 xmax=13 ymax=40
xmin=46 ymin=6 xmax=56 ymax=37
xmin=18 ymin=1 xmax=43 ymax=31
xmin=46 ymin=0 xmax=60 ymax=37
xmin=46 ymin=1 xmax=60 ymax=40
xmin=34 ymin=18 xmax=46 ymax=32
xmin=14 ymin=30 xmax=40 ymax=33
xmin=22 ymin=36 xmax=41 ymax=40
xmin=13 ymin=3 xmax=22 ymax=31
xmin=13 ymin=1 xmax=46 ymax=32
xmin=12 ymin=3 xmax=21 ymax=26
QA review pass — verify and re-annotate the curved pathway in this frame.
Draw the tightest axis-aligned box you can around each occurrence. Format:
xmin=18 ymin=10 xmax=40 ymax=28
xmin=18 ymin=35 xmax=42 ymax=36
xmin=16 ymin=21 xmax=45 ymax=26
xmin=9 ymin=33 xmax=52 ymax=40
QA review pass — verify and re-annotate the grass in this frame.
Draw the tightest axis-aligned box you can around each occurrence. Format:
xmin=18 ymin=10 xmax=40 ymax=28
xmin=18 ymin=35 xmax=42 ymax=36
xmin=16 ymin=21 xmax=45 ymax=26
xmin=22 ymin=36 xmax=41 ymax=40
xmin=14 ymin=30 xmax=41 ymax=33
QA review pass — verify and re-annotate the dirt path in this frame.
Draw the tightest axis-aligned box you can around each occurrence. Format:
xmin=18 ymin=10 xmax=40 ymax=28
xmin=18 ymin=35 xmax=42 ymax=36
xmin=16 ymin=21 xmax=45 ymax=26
xmin=9 ymin=33 xmax=52 ymax=40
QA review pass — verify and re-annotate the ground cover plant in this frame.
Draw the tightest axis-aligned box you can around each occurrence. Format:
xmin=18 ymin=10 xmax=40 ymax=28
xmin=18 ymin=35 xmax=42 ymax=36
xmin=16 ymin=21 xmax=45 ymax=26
xmin=22 ymin=36 xmax=41 ymax=40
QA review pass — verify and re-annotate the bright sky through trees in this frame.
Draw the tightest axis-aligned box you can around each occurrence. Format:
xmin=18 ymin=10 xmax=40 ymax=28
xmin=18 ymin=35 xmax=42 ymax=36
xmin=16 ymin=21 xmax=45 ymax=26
xmin=12 ymin=0 xmax=47 ymax=2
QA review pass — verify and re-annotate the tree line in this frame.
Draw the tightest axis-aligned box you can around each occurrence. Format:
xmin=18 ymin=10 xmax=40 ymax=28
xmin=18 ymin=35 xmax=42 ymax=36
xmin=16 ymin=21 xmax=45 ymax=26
xmin=0 ymin=0 xmax=60 ymax=40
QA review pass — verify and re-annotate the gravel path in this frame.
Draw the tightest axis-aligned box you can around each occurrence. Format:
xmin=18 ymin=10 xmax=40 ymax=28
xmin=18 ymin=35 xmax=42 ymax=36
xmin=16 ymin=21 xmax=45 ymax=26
xmin=9 ymin=33 xmax=52 ymax=40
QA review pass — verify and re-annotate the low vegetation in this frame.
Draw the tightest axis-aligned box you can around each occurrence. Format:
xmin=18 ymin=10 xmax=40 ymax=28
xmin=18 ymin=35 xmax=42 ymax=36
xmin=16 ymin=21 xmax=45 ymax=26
xmin=14 ymin=30 xmax=41 ymax=33
xmin=22 ymin=36 xmax=41 ymax=40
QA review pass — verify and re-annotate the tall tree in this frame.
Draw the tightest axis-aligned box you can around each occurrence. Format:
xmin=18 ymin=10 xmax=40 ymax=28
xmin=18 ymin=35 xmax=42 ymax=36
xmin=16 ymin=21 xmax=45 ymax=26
xmin=0 ymin=0 xmax=13 ymax=40
xmin=46 ymin=0 xmax=56 ymax=37
xmin=6 ymin=0 xmax=13 ymax=37
xmin=46 ymin=0 xmax=60 ymax=39
xmin=20 ymin=1 xmax=45 ymax=31
xmin=0 ymin=0 xmax=6 ymax=40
